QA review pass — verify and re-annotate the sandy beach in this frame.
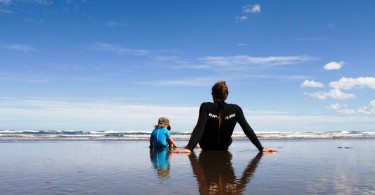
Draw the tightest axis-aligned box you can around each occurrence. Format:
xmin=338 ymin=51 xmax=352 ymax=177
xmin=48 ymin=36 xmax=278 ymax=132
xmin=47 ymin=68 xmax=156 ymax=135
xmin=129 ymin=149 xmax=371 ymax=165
xmin=0 ymin=139 xmax=374 ymax=194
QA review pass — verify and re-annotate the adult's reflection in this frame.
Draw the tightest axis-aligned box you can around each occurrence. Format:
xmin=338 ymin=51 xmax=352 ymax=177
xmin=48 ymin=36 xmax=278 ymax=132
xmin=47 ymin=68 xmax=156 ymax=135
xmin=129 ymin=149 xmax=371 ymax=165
xmin=149 ymin=148 xmax=172 ymax=178
xmin=189 ymin=151 xmax=263 ymax=194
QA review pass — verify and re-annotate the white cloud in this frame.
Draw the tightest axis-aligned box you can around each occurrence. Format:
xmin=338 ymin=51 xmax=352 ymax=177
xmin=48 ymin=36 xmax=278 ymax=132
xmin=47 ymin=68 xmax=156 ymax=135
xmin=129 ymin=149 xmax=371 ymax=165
xmin=236 ymin=4 xmax=261 ymax=22
xmin=301 ymin=80 xmax=324 ymax=88
xmin=306 ymin=89 xmax=355 ymax=100
xmin=326 ymin=103 xmax=345 ymax=110
xmin=330 ymin=77 xmax=375 ymax=90
xmin=324 ymin=61 xmax=343 ymax=71
xmin=235 ymin=16 xmax=248 ymax=21
xmin=199 ymin=55 xmax=316 ymax=67
xmin=3 ymin=44 xmax=37 ymax=53
xmin=87 ymin=42 xmax=150 ymax=56
xmin=327 ymin=100 xmax=375 ymax=115
xmin=358 ymin=100 xmax=375 ymax=114
xmin=107 ymin=20 xmax=127 ymax=27
xmin=326 ymin=103 xmax=355 ymax=114
xmin=305 ymin=77 xmax=375 ymax=115
xmin=305 ymin=77 xmax=375 ymax=101
xmin=243 ymin=4 xmax=261 ymax=13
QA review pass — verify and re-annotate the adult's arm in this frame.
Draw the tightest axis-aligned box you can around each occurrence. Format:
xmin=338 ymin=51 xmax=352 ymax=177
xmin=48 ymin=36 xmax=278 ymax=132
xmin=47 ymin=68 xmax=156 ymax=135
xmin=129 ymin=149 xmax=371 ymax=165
xmin=236 ymin=153 xmax=263 ymax=192
xmin=186 ymin=103 xmax=208 ymax=151
xmin=188 ymin=153 xmax=210 ymax=194
xmin=237 ymin=106 xmax=264 ymax=152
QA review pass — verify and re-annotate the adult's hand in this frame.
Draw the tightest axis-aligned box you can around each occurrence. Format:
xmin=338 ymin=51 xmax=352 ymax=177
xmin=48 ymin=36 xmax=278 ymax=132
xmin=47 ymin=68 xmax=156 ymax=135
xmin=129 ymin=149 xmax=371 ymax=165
xmin=173 ymin=149 xmax=192 ymax=153
xmin=262 ymin=147 xmax=277 ymax=153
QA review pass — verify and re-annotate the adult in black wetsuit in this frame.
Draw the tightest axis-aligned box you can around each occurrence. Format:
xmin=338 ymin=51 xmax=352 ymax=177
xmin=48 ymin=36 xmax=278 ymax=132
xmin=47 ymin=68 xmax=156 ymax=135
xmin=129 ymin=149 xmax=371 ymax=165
xmin=174 ymin=81 xmax=276 ymax=153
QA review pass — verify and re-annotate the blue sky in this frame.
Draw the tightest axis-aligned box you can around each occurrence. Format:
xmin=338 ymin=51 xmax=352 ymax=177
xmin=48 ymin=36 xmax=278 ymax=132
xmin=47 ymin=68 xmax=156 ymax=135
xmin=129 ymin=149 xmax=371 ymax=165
xmin=1 ymin=0 xmax=374 ymax=132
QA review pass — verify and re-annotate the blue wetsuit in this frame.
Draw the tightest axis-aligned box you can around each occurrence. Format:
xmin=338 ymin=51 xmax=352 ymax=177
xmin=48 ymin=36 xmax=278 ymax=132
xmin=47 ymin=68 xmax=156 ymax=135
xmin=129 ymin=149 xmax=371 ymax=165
xmin=150 ymin=127 xmax=171 ymax=148
xmin=150 ymin=148 xmax=170 ymax=170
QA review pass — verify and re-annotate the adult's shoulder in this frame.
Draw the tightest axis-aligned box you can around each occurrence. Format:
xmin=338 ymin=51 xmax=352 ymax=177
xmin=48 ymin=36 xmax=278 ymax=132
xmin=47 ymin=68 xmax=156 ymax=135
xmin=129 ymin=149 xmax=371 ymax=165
xmin=197 ymin=102 xmax=212 ymax=112
xmin=225 ymin=102 xmax=241 ymax=109
xmin=200 ymin=102 xmax=214 ymax=107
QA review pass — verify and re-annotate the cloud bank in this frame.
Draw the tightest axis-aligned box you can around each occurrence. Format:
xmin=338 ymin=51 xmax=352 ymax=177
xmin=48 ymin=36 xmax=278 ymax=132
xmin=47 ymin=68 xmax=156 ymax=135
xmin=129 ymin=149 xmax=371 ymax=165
xmin=330 ymin=77 xmax=375 ymax=90
xmin=327 ymin=100 xmax=375 ymax=115
xmin=305 ymin=77 xmax=375 ymax=100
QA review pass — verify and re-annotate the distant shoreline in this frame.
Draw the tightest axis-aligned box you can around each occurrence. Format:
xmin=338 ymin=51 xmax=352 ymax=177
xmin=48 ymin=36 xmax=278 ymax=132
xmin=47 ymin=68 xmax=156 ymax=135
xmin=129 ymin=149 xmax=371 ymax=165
xmin=1 ymin=137 xmax=375 ymax=142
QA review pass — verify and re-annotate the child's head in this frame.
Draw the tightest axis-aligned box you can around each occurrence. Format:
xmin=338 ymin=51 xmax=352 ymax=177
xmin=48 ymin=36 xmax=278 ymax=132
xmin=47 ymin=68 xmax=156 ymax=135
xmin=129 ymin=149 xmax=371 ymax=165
xmin=155 ymin=117 xmax=171 ymax=130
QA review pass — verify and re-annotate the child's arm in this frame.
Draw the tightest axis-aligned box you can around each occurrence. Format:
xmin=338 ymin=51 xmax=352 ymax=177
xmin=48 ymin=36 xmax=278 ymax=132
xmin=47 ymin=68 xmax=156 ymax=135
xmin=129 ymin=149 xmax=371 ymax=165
xmin=149 ymin=137 xmax=153 ymax=148
xmin=168 ymin=137 xmax=177 ymax=148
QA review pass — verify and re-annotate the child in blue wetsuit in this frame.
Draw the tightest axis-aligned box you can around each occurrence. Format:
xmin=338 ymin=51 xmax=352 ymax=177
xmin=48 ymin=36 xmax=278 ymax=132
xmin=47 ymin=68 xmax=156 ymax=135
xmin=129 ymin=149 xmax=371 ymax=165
xmin=150 ymin=117 xmax=177 ymax=149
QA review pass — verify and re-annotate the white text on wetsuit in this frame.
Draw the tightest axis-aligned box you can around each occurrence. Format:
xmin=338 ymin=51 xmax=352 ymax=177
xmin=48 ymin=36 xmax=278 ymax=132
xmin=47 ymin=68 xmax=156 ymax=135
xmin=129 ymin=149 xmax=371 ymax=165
xmin=225 ymin=113 xmax=235 ymax=119
xmin=208 ymin=113 xmax=236 ymax=119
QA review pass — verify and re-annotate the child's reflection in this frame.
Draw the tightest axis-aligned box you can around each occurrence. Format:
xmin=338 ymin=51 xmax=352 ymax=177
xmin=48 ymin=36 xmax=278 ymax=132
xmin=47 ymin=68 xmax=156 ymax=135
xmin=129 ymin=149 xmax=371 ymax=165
xmin=149 ymin=148 xmax=172 ymax=178
xmin=189 ymin=151 xmax=263 ymax=194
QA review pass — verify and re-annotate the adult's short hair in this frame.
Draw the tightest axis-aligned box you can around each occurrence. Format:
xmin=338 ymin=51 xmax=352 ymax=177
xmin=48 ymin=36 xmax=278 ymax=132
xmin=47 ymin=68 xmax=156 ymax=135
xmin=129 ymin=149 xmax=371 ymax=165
xmin=211 ymin=81 xmax=228 ymax=101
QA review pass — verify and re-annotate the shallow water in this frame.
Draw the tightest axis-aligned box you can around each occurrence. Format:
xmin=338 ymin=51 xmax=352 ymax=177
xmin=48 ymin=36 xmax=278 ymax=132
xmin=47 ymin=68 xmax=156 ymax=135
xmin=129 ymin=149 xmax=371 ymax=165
xmin=0 ymin=139 xmax=374 ymax=194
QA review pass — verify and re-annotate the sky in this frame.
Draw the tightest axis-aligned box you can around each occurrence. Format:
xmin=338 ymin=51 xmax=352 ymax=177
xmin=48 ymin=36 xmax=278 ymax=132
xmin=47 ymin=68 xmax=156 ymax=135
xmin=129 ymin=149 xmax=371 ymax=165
xmin=1 ymin=0 xmax=375 ymax=132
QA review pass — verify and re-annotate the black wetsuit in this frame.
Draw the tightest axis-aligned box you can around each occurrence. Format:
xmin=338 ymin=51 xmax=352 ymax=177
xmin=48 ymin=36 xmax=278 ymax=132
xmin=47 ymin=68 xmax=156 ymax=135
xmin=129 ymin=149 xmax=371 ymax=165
xmin=186 ymin=102 xmax=263 ymax=152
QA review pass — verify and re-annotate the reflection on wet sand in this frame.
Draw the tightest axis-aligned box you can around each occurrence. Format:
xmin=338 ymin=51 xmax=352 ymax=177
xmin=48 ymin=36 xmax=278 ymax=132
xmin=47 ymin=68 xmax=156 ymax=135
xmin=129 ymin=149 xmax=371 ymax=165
xmin=149 ymin=148 xmax=172 ymax=178
xmin=189 ymin=151 xmax=263 ymax=195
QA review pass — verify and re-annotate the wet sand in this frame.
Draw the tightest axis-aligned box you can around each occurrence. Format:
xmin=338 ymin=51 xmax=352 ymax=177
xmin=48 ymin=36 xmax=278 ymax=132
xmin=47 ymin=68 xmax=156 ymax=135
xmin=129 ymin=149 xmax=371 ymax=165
xmin=0 ymin=139 xmax=374 ymax=194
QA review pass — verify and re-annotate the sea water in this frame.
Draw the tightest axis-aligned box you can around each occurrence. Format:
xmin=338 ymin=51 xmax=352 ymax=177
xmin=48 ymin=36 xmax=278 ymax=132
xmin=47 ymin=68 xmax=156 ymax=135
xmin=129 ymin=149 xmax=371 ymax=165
xmin=0 ymin=139 xmax=374 ymax=194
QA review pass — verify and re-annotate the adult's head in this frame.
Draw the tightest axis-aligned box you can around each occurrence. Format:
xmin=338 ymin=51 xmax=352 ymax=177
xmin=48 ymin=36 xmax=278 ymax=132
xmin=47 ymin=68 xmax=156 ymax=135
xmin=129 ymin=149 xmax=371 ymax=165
xmin=211 ymin=81 xmax=228 ymax=102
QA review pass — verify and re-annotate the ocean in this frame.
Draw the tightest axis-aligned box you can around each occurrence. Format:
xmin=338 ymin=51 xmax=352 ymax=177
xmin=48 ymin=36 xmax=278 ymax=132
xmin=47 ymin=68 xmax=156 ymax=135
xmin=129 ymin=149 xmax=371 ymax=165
xmin=1 ymin=129 xmax=375 ymax=141
xmin=0 ymin=130 xmax=374 ymax=194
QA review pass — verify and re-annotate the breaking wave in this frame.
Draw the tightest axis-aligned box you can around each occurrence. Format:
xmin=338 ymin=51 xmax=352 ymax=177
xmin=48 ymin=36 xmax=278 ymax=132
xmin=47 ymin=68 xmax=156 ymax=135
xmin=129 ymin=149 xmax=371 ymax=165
xmin=0 ymin=130 xmax=374 ymax=141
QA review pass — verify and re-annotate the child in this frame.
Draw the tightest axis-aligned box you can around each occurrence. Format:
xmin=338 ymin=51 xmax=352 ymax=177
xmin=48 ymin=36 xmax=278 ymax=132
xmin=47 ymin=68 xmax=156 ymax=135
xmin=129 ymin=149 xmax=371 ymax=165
xmin=149 ymin=117 xmax=177 ymax=149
